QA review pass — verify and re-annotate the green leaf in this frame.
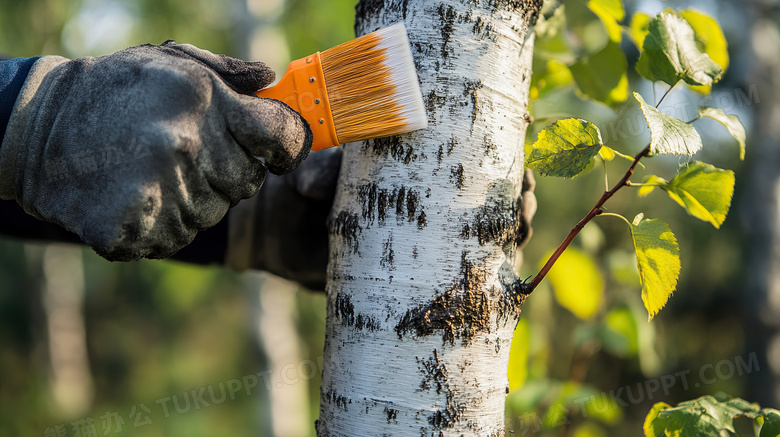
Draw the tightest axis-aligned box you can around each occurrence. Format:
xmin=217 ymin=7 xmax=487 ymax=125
xmin=569 ymin=41 xmax=629 ymax=108
xmin=599 ymin=146 xmax=616 ymax=161
xmin=646 ymin=395 xmax=767 ymax=437
xmin=635 ymin=92 xmax=703 ymax=156
xmin=635 ymin=12 xmax=723 ymax=87
xmin=630 ymin=12 xmax=651 ymax=49
xmin=630 ymin=214 xmax=680 ymax=320
xmin=644 ymin=402 xmax=672 ymax=436
xmin=661 ymin=161 xmax=735 ymax=228
xmin=588 ymin=0 xmax=624 ymax=43
xmin=760 ymin=409 xmax=780 ymax=437
xmin=679 ymin=9 xmax=729 ymax=94
xmin=531 ymin=58 xmax=574 ymax=100
xmin=698 ymin=106 xmax=747 ymax=160
xmin=543 ymin=248 xmax=604 ymax=319
xmin=534 ymin=4 xmax=577 ymax=64
xmin=637 ymin=175 xmax=668 ymax=197
xmin=527 ymin=118 xmax=604 ymax=178
xmin=602 ymin=307 xmax=639 ymax=356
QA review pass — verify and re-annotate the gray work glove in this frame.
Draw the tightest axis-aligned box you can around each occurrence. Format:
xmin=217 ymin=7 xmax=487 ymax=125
xmin=227 ymin=147 xmax=342 ymax=290
xmin=0 ymin=41 xmax=312 ymax=261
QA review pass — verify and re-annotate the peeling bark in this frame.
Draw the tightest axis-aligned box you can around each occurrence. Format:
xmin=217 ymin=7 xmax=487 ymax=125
xmin=318 ymin=1 xmax=541 ymax=435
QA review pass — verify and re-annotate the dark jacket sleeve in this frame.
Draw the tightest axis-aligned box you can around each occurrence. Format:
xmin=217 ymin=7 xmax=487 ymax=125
xmin=0 ymin=57 xmax=39 ymax=141
xmin=0 ymin=199 xmax=229 ymax=265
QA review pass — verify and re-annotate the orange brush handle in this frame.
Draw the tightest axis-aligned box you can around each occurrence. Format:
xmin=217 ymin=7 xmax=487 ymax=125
xmin=255 ymin=53 xmax=339 ymax=151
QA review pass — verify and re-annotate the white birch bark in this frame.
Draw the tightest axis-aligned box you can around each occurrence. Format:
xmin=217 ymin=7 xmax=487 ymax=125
xmin=318 ymin=1 xmax=541 ymax=435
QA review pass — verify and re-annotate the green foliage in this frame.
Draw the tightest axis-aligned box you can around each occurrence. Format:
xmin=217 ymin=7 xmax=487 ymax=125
xmin=659 ymin=161 xmax=735 ymax=229
xmin=543 ymin=248 xmax=604 ymax=320
xmin=526 ymin=118 xmax=603 ymax=178
xmin=643 ymin=394 xmax=780 ymax=437
xmin=569 ymin=42 xmax=628 ymax=108
xmin=635 ymin=12 xmax=723 ymax=87
xmin=698 ymin=106 xmax=747 ymax=160
xmin=635 ymin=92 xmax=703 ymax=156
xmin=630 ymin=214 xmax=680 ymax=321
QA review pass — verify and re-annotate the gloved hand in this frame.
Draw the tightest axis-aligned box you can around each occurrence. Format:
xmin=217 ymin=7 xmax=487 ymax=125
xmin=226 ymin=147 xmax=342 ymax=290
xmin=0 ymin=41 xmax=312 ymax=261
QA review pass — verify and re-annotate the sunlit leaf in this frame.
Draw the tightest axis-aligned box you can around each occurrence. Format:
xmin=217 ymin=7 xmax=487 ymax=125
xmin=531 ymin=58 xmax=575 ymax=100
xmin=570 ymin=41 xmax=629 ymax=107
xmin=661 ymin=161 xmax=735 ymax=228
xmin=588 ymin=0 xmax=625 ymax=43
xmin=599 ymin=146 xmax=616 ymax=161
xmin=630 ymin=214 xmax=680 ymax=320
xmin=635 ymin=12 xmax=723 ymax=87
xmin=679 ymin=9 xmax=729 ymax=94
xmin=646 ymin=395 xmax=765 ymax=437
xmin=635 ymin=92 xmax=703 ymax=156
xmin=527 ymin=118 xmax=604 ymax=178
xmin=507 ymin=319 xmax=530 ymax=392
xmin=698 ymin=106 xmax=747 ymax=160
xmin=637 ymin=175 xmax=668 ymax=197
xmin=644 ymin=402 xmax=672 ymax=437
xmin=543 ymin=248 xmax=603 ymax=320
xmin=630 ymin=12 xmax=651 ymax=49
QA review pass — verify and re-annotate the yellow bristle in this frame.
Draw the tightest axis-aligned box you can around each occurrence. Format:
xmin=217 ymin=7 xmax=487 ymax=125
xmin=320 ymin=23 xmax=427 ymax=144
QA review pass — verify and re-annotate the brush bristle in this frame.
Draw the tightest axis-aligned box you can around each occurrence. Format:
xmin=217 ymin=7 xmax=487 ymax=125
xmin=320 ymin=23 xmax=428 ymax=144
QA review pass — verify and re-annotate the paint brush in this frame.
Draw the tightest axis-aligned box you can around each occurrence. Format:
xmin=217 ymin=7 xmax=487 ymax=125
xmin=256 ymin=23 xmax=428 ymax=151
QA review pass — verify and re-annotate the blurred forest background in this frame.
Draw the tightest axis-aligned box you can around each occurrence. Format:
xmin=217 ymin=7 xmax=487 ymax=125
xmin=0 ymin=0 xmax=777 ymax=436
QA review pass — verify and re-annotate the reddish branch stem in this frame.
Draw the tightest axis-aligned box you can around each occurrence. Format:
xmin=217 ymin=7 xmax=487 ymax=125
xmin=526 ymin=145 xmax=651 ymax=292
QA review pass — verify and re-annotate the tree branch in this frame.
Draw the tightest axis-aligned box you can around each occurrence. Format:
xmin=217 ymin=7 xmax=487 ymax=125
xmin=525 ymin=144 xmax=651 ymax=292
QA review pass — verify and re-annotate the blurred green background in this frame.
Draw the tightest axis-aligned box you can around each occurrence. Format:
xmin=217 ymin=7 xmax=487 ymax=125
xmin=0 ymin=0 xmax=776 ymax=436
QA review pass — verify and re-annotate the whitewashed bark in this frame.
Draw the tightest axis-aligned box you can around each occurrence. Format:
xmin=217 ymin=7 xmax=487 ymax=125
xmin=318 ymin=1 xmax=541 ymax=435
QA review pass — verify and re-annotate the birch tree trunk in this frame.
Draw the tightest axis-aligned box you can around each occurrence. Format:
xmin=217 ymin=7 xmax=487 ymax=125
xmin=318 ymin=1 xmax=541 ymax=435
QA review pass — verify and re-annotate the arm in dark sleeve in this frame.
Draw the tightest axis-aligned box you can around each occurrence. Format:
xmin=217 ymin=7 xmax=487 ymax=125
xmin=0 ymin=57 xmax=40 ymax=141
xmin=0 ymin=57 xmax=227 ymax=265
xmin=0 ymin=199 xmax=228 ymax=265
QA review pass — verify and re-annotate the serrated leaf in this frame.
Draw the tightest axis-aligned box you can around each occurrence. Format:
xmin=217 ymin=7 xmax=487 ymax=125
xmin=644 ymin=402 xmax=672 ymax=437
xmin=630 ymin=214 xmax=680 ymax=320
xmin=527 ymin=118 xmax=604 ymax=178
xmin=662 ymin=161 xmax=735 ymax=228
xmin=698 ymin=106 xmax=747 ymax=160
xmin=630 ymin=12 xmax=651 ymax=49
xmin=679 ymin=9 xmax=729 ymax=94
xmin=636 ymin=12 xmax=723 ymax=87
xmin=637 ymin=175 xmax=668 ymax=197
xmin=635 ymin=92 xmax=703 ymax=156
xmin=543 ymin=248 xmax=603 ymax=319
xmin=760 ymin=410 xmax=780 ymax=437
xmin=570 ymin=41 xmax=629 ymax=108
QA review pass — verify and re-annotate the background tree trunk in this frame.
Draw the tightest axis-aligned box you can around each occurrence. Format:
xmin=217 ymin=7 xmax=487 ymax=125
xmin=317 ymin=1 xmax=542 ymax=435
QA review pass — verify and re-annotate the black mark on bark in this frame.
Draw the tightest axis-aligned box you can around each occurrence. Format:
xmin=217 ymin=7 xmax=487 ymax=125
xmin=381 ymin=235 xmax=395 ymax=271
xmin=450 ymin=163 xmax=465 ymax=190
xmin=395 ymin=251 xmax=491 ymax=346
xmin=329 ymin=211 xmax=361 ymax=254
xmin=324 ymin=389 xmax=350 ymax=412
xmin=417 ymin=210 xmax=428 ymax=229
xmin=460 ymin=179 xmax=528 ymax=248
xmin=417 ymin=349 xmax=447 ymax=394
xmin=330 ymin=292 xmax=381 ymax=331
xmin=425 ymin=89 xmax=448 ymax=119
xmin=358 ymin=183 xmax=424 ymax=227
xmin=385 ymin=406 xmax=399 ymax=424
xmin=437 ymin=3 xmax=457 ymax=58
xmin=464 ymin=79 xmax=483 ymax=129
xmin=366 ymin=136 xmax=418 ymax=164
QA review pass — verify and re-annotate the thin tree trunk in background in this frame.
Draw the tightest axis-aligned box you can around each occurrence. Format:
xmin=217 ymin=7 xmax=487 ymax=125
xmin=39 ymin=244 xmax=93 ymax=418
xmin=318 ymin=1 xmax=541 ymax=435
